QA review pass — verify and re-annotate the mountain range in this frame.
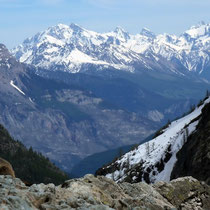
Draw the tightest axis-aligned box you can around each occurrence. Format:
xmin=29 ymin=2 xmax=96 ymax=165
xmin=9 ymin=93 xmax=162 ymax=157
xmin=0 ymin=44 xmax=160 ymax=172
xmin=0 ymin=21 xmax=210 ymax=210
xmin=0 ymin=22 xmax=210 ymax=175
xmin=12 ymin=22 xmax=210 ymax=78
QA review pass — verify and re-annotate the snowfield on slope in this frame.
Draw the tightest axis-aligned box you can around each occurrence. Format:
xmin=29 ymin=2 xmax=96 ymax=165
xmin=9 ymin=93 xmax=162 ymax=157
xmin=105 ymin=97 xmax=210 ymax=183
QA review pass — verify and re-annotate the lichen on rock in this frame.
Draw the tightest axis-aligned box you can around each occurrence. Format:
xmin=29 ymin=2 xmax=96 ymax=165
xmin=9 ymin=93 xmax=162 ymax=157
xmin=0 ymin=175 xmax=209 ymax=209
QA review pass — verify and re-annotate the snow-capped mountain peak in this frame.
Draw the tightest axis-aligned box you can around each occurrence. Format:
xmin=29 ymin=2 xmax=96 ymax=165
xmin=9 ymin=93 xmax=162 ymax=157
xmin=12 ymin=22 xmax=210 ymax=76
xmin=113 ymin=26 xmax=130 ymax=41
xmin=140 ymin=27 xmax=156 ymax=38
xmin=184 ymin=22 xmax=210 ymax=39
xmin=69 ymin=23 xmax=83 ymax=31
xmin=114 ymin=26 xmax=126 ymax=33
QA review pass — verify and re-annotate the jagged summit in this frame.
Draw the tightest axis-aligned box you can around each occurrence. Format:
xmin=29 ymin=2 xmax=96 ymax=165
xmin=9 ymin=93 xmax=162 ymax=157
xmin=57 ymin=23 xmax=70 ymax=29
xmin=12 ymin=22 xmax=210 ymax=76
xmin=184 ymin=22 xmax=210 ymax=38
xmin=113 ymin=26 xmax=124 ymax=33
xmin=69 ymin=23 xmax=83 ymax=31
xmin=114 ymin=26 xmax=129 ymax=37
xmin=114 ymin=26 xmax=126 ymax=33
xmin=0 ymin=44 xmax=27 ymax=95
xmin=0 ymin=43 xmax=13 ymax=60
xmin=140 ymin=27 xmax=155 ymax=38
xmin=0 ymin=43 xmax=24 ymax=76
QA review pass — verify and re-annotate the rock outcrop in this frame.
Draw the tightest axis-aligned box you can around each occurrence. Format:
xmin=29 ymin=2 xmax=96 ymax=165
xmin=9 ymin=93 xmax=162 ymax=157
xmin=0 ymin=175 xmax=210 ymax=209
xmin=171 ymin=102 xmax=210 ymax=185
xmin=0 ymin=157 xmax=15 ymax=177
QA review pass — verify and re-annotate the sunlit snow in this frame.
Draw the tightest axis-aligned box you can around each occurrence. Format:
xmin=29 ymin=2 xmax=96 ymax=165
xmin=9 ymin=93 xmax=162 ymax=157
xmin=12 ymin=23 xmax=210 ymax=74
xmin=106 ymin=97 xmax=210 ymax=183
xmin=10 ymin=80 xmax=25 ymax=95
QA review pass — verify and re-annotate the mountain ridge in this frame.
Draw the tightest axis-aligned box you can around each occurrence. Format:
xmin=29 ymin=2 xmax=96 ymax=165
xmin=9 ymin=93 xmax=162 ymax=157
xmin=96 ymin=96 xmax=210 ymax=184
xmin=0 ymin=44 xmax=160 ymax=172
xmin=0 ymin=123 xmax=69 ymax=185
xmin=12 ymin=22 xmax=210 ymax=78
xmin=2 ymin=40 xmax=210 ymax=176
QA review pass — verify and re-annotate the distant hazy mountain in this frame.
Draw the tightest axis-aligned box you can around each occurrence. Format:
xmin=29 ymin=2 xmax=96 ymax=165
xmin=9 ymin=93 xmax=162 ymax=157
xmin=12 ymin=22 xmax=210 ymax=78
xmin=0 ymin=44 xmax=160 ymax=172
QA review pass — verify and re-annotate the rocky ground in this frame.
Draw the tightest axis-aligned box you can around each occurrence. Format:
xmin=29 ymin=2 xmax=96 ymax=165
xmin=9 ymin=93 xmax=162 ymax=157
xmin=0 ymin=174 xmax=210 ymax=210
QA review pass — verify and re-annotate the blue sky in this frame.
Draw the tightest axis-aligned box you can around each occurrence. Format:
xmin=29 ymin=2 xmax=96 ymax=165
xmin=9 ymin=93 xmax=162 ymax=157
xmin=1 ymin=0 xmax=210 ymax=49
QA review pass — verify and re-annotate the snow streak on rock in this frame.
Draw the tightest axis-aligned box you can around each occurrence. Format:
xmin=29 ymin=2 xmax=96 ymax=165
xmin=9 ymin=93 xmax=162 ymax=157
xmin=10 ymin=80 xmax=25 ymax=95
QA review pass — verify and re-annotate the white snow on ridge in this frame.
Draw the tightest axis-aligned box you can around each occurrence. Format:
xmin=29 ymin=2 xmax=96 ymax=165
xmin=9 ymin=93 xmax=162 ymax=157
xmin=10 ymin=80 xmax=25 ymax=95
xmin=185 ymin=25 xmax=207 ymax=38
xmin=66 ymin=49 xmax=109 ymax=65
xmin=11 ymin=22 xmax=210 ymax=74
xmin=154 ymin=120 xmax=197 ymax=182
xmin=19 ymin=50 xmax=33 ymax=63
xmin=106 ymin=97 xmax=210 ymax=183
xmin=41 ymin=35 xmax=65 ymax=47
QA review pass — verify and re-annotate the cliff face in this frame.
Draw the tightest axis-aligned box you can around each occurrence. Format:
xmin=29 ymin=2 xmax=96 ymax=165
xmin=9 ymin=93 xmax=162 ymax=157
xmin=0 ymin=175 xmax=210 ymax=210
xmin=171 ymin=102 xmax=210 ymax=184
xmin=0 ymin=44 xmax=158 ymax=172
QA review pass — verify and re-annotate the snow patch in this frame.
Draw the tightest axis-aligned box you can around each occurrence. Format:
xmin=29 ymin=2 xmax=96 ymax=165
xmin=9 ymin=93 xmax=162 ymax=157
xmin=148 ymin=110 xmax=164 ymax=122
xmin=105 ymin=97 xmax=210 ymax=183
xmin=66 ymin=49 xmax=109 ymax=65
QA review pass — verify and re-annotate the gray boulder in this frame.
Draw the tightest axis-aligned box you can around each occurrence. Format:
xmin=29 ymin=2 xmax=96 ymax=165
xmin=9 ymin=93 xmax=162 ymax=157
xmin=0 ymin=175 xmax=209 ymax=209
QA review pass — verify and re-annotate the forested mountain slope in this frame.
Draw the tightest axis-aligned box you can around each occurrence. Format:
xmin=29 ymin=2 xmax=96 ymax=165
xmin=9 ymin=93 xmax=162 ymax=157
xmin=96 ymin=96 xmax=210 ymax=184
xmin=0 ymin=124 xmax=68 ymax=185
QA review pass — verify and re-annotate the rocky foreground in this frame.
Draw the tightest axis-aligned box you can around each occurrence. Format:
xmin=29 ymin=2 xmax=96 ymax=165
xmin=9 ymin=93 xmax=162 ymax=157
xmin=1 ymin=175 xmax=210 ymax=210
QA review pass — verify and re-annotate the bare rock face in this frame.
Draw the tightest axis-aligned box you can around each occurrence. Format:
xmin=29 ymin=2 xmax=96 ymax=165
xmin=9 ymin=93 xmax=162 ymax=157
xmin=0 ymin=175 xmax=209 ymax=209
xmin=0 ymin=157 xmax=15 ymax=177
xmin=171 ymin=102 xmax=210 ymax=185
xmin=154 ymin=177 xmax=210 ymax=210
